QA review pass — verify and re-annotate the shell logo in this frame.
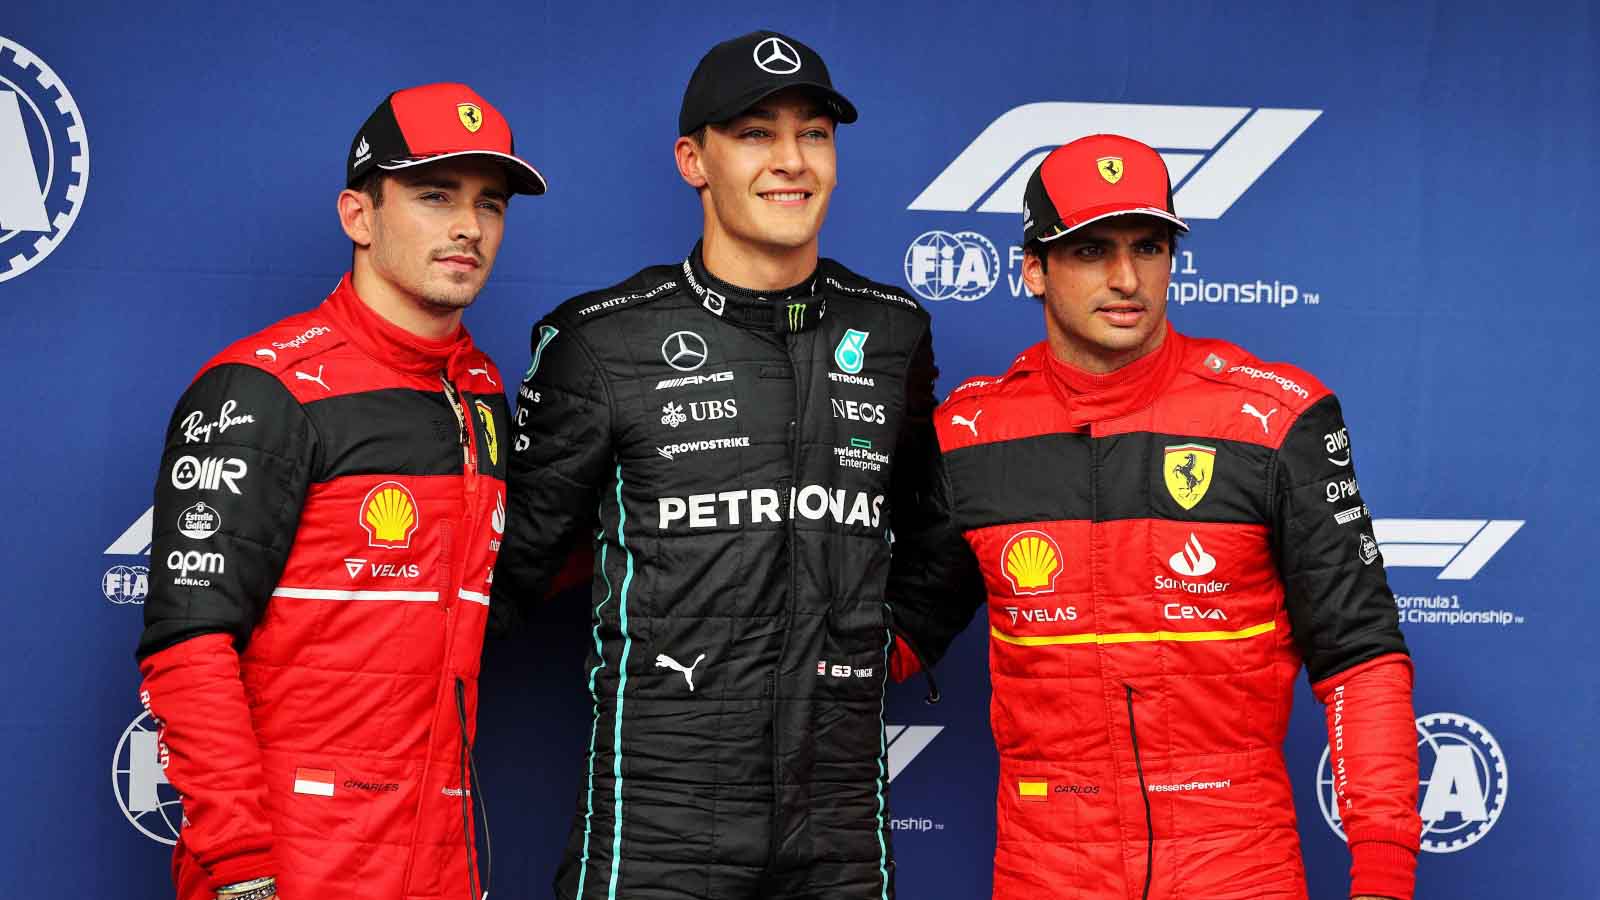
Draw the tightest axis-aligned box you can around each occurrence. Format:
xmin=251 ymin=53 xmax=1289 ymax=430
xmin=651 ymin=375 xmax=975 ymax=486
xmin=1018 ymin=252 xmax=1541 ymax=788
xmin=360 ymin=481 xmax=420 ymax=549
xmin=1001 ymin=530 xmax=1063 ymax=596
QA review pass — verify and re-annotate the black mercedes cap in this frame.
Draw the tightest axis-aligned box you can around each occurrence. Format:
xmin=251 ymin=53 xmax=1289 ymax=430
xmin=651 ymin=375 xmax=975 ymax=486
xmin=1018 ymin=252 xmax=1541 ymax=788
xmin=678 ymin=30 xmax=858 ymax=136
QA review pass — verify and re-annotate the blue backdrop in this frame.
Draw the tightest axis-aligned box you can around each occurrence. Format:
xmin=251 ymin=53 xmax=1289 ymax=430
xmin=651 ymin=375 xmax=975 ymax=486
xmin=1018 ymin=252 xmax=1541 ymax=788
xmin=5 ymin=2 xmax=1593 ymax=897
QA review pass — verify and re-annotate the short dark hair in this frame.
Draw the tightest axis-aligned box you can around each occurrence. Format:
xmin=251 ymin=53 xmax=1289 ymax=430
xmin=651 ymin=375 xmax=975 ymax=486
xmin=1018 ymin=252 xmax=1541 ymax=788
xmin=351 ymin=169 xmax=387 ymax=208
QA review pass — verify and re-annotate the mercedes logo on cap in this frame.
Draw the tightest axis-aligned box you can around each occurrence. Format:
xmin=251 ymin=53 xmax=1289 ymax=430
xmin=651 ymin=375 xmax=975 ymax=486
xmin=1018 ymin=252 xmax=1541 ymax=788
xmin=753 ymin=37 xmax=802 ymax=75
xmin=661 ymin=331 xmax=709 ymax=372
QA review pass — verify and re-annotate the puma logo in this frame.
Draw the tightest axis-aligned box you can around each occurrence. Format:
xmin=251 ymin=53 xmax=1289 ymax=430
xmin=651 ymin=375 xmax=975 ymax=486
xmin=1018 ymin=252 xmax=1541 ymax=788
xmin=1241 ymin=403 xmax=1277 ymax=434
xmin=294 ymin=365 xmax=330 ymax=392
xmin=951 ymin=410 xmax=982 ymax=437
xmin=654 ymin=653 xmax=707 ymax=692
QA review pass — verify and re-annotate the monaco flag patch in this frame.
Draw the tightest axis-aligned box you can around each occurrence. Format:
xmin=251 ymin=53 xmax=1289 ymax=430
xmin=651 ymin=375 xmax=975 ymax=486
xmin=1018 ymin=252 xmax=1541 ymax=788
xmin=292 ymin=767 xmax=336 ymax=797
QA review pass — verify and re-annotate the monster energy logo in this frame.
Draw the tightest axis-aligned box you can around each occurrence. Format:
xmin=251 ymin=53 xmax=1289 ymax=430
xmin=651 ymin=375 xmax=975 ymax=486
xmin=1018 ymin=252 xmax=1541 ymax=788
xmin=787 ymin=302 xmax=808 ymax=332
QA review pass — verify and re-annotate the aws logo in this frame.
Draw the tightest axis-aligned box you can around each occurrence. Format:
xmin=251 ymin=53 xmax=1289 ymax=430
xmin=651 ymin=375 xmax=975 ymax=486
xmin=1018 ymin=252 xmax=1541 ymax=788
xmin=908 ymin=102 xmax=1320 ymax=220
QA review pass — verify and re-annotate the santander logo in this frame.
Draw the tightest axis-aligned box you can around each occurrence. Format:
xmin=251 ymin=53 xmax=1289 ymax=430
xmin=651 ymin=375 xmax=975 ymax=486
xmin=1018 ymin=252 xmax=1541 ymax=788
xmin=1167 ymin=533 xmax=1217 ymax=577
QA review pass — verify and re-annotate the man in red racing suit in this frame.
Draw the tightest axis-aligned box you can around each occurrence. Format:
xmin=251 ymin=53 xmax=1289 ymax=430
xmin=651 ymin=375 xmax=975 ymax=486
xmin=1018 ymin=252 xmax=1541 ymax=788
xmin=134 ymin=83 xmax=545 ymax=900
xmin=894 ymin=135 xmax=1421 ymax=900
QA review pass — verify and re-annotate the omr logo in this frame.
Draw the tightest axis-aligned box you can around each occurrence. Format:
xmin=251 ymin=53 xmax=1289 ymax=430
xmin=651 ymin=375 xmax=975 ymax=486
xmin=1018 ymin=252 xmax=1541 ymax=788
xmin=908 ymin=102 xmax=1319 ymax=220
xmin=0 ymin=38 xmax=89 ymax=282
xmin=1372 ymin=519 xmax=1523 ymax=580
xmin=112 ymin=709 xmax=183 ymax=846
xmin=885 ymin=724 xmax=943 ymax=782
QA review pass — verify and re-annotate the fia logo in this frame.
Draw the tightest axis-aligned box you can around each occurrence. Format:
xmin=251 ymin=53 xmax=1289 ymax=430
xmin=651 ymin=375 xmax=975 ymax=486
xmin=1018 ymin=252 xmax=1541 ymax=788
xmin=0 ymin=38 xmax=90 ymax=283
xmin=112 ymin=708 xmax=182 ymax=846
xmin=909 ymin=101 xmax=1320 ymax=220
xmin=904 ymin=231 xmax=999 ymax=302
xmin=1318 ymin=712 xmax=1507 ymax=853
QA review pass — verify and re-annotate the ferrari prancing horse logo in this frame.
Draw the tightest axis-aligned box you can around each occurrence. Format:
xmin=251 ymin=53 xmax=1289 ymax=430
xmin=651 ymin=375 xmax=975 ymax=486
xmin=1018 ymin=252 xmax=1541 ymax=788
xmin=457 ymin=103 xmax=483 ymax=133
xmin=1097 ymin=156 xmax=1124 ymax=184
xmin=1164 ymin=443 xmax=1216 ymax=510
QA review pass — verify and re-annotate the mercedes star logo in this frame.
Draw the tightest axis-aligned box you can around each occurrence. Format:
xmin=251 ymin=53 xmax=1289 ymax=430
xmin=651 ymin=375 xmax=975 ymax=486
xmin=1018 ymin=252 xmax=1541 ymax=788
xmin=661 ymin=331 xmax=709 ymax=372
xmin=753 ymin=37 xmax=802 ymax=75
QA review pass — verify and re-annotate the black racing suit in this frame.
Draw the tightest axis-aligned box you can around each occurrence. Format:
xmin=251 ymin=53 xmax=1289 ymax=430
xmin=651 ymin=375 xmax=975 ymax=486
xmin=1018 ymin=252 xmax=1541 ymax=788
xmin=491 ymin=246 xmax=968 ymax=900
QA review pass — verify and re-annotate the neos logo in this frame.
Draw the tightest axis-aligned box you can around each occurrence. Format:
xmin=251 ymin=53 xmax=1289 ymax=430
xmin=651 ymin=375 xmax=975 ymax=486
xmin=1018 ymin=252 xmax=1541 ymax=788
xmin=1318 ymin=711 xmax=1506 ymax=853
xmin=112 ymin=708 xmax=182 ymax=846
xmin=908 ymin=102 xmax=1320 ymax=219
xmin=0 ymin=38 xmax=89 ymax=283
xmin=1372 ymin=519 xmax=1523 ymax=580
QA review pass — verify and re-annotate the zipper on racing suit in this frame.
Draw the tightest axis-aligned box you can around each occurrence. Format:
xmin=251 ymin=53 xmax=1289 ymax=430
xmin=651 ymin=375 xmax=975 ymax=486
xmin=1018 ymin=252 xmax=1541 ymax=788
xmin=766 ymin=330 xmax=806 ymax=870
xmin=440 ymin=372 xmax=491 ymax=900
xmin=1124 ymin=684 xmax=1154 ymax=900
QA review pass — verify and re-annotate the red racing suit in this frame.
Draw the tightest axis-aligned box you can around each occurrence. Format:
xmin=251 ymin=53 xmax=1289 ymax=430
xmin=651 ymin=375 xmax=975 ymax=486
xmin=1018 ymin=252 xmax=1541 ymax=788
xmin=900 ymin=326 xmax=1420 ymax=900
xmin=135 ymin=274 xmax=507 ymax=900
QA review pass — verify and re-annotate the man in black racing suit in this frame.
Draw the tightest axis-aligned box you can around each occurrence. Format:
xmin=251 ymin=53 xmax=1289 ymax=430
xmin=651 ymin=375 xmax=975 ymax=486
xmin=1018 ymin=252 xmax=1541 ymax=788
xmin=491 ymin=29 xmax=972 ymax=900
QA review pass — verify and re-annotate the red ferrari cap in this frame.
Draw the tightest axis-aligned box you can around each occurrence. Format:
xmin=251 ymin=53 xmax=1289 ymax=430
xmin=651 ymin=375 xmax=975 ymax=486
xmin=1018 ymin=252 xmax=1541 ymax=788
xmin=346 ymin=82 xmax=546 ymax=195
xmin=1022 ymin=134 xmax=1185 ymax=244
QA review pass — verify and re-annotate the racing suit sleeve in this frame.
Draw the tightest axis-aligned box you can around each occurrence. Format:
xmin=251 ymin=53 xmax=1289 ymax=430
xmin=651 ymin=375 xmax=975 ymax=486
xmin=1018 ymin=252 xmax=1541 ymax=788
xmin=490 ymin=319 xmax=612 ymax=632
xmin=1272 ymin=393 xmax=1420 ymax=900
xmin=135 ymin=363 xmax=317 ymax=888
xmin=884 ymin=327 xmax=986 ymax=683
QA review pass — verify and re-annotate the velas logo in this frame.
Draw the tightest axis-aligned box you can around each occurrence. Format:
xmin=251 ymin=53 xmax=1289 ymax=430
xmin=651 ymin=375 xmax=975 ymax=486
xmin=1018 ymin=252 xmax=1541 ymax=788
xmin=908 ymin=102 xmax=1320 ymax=219
xmin=112 ymin=708 xmax=181 ymax=846
xmin=752 ymin=36 xmax=802 ymax=75
xmin=0 ymin=38 xmax=90 ymax=284
xmin=1164 ymin=443 xmax=1215 ymax=510
xmin=360 ymin=481 xmax=420 ymax=549
xmin=457 ymin=103 xmax=483 ymax=133
xmin=1318 ymin=711 xmax=1507 ymax=853
xmin=1001 ymin=530 xmax=1063 ymax=596
xmin=904 ymin=231 xmax=999 ymax=302
xmin=834 ymin=329 xmax=869 ymax=375
xmin=474 ymin=400 xmax=498 ymax=466
xmin=1096 ymin=156 xmax=1123 ymax=184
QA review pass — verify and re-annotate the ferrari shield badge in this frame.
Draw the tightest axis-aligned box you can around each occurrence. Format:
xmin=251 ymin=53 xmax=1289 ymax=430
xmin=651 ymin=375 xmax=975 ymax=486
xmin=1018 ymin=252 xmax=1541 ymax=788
xmin=1096 ymin=156 xmax=1124 ymax=184
xmin=1164 ymin=443 xmax=1216 ymax=510
xmin=457 ymin=103 xmax=484 ymax=133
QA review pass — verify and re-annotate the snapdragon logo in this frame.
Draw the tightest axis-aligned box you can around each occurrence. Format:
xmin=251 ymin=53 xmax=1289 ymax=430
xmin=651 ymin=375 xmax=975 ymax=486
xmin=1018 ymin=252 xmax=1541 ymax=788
xmin=908 ymin=102 xmax=1319 ymax=220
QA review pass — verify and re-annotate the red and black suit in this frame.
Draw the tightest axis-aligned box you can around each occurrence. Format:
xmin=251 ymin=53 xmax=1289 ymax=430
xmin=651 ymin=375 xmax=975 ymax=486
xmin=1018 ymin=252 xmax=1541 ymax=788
xmin=136 ymin=275 xmax=507 ymax=900
xmin=897 ymin=325 xmax=1420 ymax=900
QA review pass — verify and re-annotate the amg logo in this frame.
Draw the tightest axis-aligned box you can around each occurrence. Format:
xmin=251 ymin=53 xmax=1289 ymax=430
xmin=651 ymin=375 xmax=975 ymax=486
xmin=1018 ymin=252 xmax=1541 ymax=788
xmin=656 ymin=371 xmax=734 ymax=390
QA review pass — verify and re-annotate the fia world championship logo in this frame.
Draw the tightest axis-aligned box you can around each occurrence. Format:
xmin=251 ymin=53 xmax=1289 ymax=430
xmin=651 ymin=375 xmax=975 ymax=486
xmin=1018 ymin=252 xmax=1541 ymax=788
xmin=0 ymin=37 xmax=89 ymax=283
xmin=1318 ymin=711 xmax=1507 ymax=853
xmin=112 ymin=708 xmax=183 ymax=846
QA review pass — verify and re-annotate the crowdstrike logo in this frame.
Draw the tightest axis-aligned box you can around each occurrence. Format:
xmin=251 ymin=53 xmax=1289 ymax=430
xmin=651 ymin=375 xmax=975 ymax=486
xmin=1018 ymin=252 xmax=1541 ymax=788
xmin=1372 ymin=519 xmax=1524 ymax=580
xmin=908 ymin=102 xmax=1320 ymax=219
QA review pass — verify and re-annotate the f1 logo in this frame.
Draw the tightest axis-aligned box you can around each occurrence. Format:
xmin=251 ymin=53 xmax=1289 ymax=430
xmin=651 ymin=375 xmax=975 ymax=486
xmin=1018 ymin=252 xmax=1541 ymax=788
xmin=908 ymin=102 xmax=1320 ymax=220
xmin=885 ymin=724 xmax=943 ymax=782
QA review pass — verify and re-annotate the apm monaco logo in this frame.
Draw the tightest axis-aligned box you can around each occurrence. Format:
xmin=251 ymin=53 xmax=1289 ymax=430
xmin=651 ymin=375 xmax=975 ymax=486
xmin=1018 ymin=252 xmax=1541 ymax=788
xmin=1318 ymin=712 xmax=1507 ymax=853
xmin=113 ymin=708 xmax=183 ymax=846
xmin=904 ymin=230 xmax=1000 ymax=302
xmin=907 ymin=102 xmax=1320 ymax=219
xmin=0 ymin=37 xmax=89 ymax=283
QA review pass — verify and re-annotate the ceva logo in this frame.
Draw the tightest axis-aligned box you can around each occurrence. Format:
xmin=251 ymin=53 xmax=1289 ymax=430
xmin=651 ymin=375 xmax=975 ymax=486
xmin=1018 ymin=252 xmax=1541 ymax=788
xmin=908 ymin=102 xmax=1320 ymax=220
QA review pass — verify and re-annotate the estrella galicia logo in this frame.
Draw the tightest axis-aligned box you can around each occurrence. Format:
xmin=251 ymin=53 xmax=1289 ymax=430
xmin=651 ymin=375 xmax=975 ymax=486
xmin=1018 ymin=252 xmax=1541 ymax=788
xmin=1317 ymin=711 xmax=1507 ymax=853
xmin=524 ymin=325 xmax=559 ymax=381
xmin=0 ymin=38 xmax=89 ymax=283
xmin=113 ymin=709 xmax=183 ymax=846
xmin=904 ymin=231 xmax=999 ymax=302
xmin=834 ymin=329 xmax=869 ymax=375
